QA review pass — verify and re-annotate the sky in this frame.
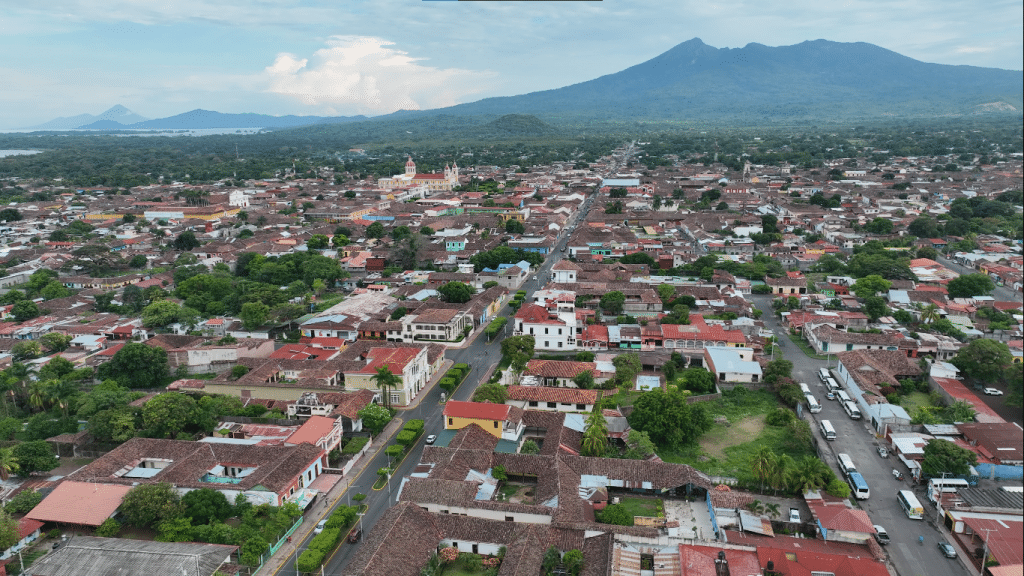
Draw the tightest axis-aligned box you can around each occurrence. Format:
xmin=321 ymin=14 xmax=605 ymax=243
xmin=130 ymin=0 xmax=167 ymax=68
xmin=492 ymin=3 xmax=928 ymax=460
xmin=1 ymin=0 xmax=1021 ymax=129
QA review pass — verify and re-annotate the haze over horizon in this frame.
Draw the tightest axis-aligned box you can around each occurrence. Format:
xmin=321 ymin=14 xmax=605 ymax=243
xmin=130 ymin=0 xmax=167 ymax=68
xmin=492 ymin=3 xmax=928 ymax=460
xmin=2 ymin=0 xmax=1022 ymax=130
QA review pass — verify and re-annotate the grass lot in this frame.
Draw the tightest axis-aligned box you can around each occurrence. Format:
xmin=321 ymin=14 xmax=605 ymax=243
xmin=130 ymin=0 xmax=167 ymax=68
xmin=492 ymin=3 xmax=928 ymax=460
xmin=658 ymin=388 xmax=815 ymax=483
xmin=899 ymin=391 xmax=934 ymax=414
xmin=443 ymin=556 xmax=487 ymax=576
xmin=617 ymin=496 xmax=663 ymax=518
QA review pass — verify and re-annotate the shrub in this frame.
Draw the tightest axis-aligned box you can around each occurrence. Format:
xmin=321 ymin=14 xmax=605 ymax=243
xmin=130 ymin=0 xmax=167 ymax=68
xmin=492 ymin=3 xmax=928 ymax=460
xmin=396 ymin=430 xmax=417 ymax=446
xmin=596 ymin=503 xmax=632 ymax=526
xmin=453 ymin=363 xmax=469 ymax=371
xmin=385 ymin=444 xmax=404 ymax=459
xmin=47 ymin=528 xmax=61 ymax=539
xmin=296 ymin=549 xmax=326 ymax=573
xmin=461 ymin=553 xmax=483 ymax=571
xmin=95 ymin=518 xmax=121 ymax=537
xmin=752 ymin=284 xmax=772 ymax=294
xmin=447 ymin=368 xmax=463 ymax=380
xmin=879 ymin=386 xmax=897 ymax=397
xmin=403 ymin=419 xmax=425 ymax=433
xmin=439 ymin=378 xmax=457 ymax=393
xmin=439 ymin=546 xmax=459 ymax=563
xmin=765 ymin=408 xmax=796 ymax=427
xmin=308 ymin=528 xmax=341 ymax=554
xmin=342 ymin=437 xmax=369 ymax=455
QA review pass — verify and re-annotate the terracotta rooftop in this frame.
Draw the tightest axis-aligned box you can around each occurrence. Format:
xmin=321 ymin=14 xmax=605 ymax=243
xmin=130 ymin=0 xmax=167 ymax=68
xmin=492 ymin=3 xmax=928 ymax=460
xmin=26 ymin=481 xmax=132 ymax=526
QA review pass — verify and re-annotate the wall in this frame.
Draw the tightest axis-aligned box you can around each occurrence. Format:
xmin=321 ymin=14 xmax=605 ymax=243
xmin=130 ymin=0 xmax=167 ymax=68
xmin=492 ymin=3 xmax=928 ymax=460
xmin=445 ymin=415 xmax=503 ymax=438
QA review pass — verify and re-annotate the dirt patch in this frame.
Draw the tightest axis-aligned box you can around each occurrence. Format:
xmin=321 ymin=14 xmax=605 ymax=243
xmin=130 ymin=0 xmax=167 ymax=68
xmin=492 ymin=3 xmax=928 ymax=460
xmin=699 ymin=415 xmax=766 ymax=459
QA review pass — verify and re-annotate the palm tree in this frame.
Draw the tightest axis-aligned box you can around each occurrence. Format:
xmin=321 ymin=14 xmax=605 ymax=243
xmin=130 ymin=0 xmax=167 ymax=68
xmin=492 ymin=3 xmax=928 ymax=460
xmin=27 ymin=381 xmax=47 ymax=412
xmin=0 ymin=447 xmax=19 ymax=480
xmin=751 ymin=447 xmax=775 ymax=492
xmin=582 ymin=408 xmax=609 ymax=457
xmin=920 ymin=303 xmax=940 ymax=325
xmin=371 ymin=366 xmax=401 ymax=410
xmin=791 ymin=456 xmax=830 ymax=494
xmin=768 ymin=454 xmax=794 ymax=495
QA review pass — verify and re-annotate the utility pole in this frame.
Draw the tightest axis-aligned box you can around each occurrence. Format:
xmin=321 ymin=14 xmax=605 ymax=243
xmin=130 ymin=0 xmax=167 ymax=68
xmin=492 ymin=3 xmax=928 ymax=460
xmin=978 ymin=528 xmax=995 ymax=576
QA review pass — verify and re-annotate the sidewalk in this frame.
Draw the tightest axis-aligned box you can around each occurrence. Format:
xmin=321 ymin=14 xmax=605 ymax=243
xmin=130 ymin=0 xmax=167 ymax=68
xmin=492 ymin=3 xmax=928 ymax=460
xmin=254 ymin=416 xmax=404 ymax=576
xmin=399 ymin=358 xmax=453 ymax=411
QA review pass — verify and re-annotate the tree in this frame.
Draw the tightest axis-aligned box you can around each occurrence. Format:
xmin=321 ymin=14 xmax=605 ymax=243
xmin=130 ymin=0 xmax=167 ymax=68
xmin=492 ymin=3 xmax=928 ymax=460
xmin=307 ymin=234 xmax=330 ymax=250
xmin=371 ymin=366 xmax=401 ymax=410
xmin=40 ymin=281 xmax=72 ymax=300
xmin=0 ymin=447 xmax=19 ymax=481
xmin=472 ymin=383 xmax=507 ymax=404
xmin=0 ymin=208 xmax=22 ymax=222
xmin=88 ymin=406 xmax=139 ymax=442
xmin=501 ymin=335 xmax=535 ymax=359
xmin=623 ymin=430 xmax=657 ymax=460
xmin=99 ymin=342 xmax=169 ymax=388
xmin=11 ymin=441 xmax=59 ymax=475
xmin=4 ymin=489 xmax=42 ymax=514
xmin=358 ymin=403 xmax=392 ymax=435
xmin=581 ymin=408 xmax=608 ymax=457
xmin=951 ymin=339 xmax=1012 ymax=385
xmin=11 ymin=300 xmax=39 ymax=322
xmin=907 ymin=217 xmax=940 ymax=239
xmin=419 ymin=226 xmax=434 ymax=236
xmin=120 ymin=483 xmax=182 ymax=528
xmin=599 ymin=291 xmax=625 ymax=315
xmin=10 ymin=341 xmax=41 ymax=361
xmin=863 ymin=296 xmax=889 ymax=321
xmin=572 ymin=370 xmax=595 ymax=390
xmin=789 ymin=456 xmax=831 ymax=493
xmin=181 ymin=488 xmax=233 ymax=524
xmin=920 ymin=303 xmax=941 ymax=325
xmin=505 ymin=219 xmax=525 ymax=234
xmin=143 ymin=393 xmax=199 ymax=438
xmin=679 ymin=367 xmax=715 ymax=394
xmin=437 ymin=282 xmax=475 ymax=304
xmin=563 ymin=549 xmax=584 ymax=576
xmin=619 ymin=252 xmax=656 ymax=267
xmin=0 ymin=510 xmax=19 ymax=552
xmin=946 ymin=273 xmax=995 ymax=298
xmin=865 ymin=217 xmax=894 ymax=235
xmin=763 ymin=359 xmax=793 ymax=385
xmin=751 ymin=446 xmax=776 ymax=491
xmin=945 ymin=400 xmax=976 ymax=423
xmin=627 ymin=388 xmax=712 ymax=448
xmin=851 ymin=274 xmax=892 ymax=299
xmin=240 ymin=301 xmax=270 ymax=331
xmin=141 ymin=300 xmax=181 ymax=328
xmin=521 ymin=440 xmax=540 ymax=454
xmin=922 ymin=438 xmax=977 ymax=477
xmin=365 ymin=222 xmax=385 ymax=239
xmin=715 ymin=201 xmax=729 ymax=211
xmin=612 ymin=353 xmax=642 ymax=389
xmin=173 ymin=230 xmax=200 ymax=251
xmin=332 ymin=233 xmax=349 ymax=247
xmin=596 ymin=503 xmax=632 ymax=526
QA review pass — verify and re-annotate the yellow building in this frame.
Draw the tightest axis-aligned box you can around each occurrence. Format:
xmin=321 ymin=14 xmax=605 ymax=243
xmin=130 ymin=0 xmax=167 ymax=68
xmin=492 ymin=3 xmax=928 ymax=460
xmin=377 ymin=157 xmax=459 ymax=193
xmin=442 ymin=400 xmax=523 ymax=441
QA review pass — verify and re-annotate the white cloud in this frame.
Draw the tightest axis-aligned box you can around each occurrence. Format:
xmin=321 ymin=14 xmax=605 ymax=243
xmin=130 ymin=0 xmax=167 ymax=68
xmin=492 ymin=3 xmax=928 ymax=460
xmin=262 ymin=36 xmax=496 ymax=115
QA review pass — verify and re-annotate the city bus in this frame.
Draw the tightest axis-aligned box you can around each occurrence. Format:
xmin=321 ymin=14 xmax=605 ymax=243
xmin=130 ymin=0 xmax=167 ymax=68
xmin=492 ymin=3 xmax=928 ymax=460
xmin=805 ymin=394 xmax=822 ymax=413
xmin=897 ymin=489 xmax=924 ymax=519
xmin=837 ymin=453 xmax=857 ymax=476
xmin=848 ymin=472 xmax=871 ymax=500
xmin=819 ymin=420 xmax=836 ymax=441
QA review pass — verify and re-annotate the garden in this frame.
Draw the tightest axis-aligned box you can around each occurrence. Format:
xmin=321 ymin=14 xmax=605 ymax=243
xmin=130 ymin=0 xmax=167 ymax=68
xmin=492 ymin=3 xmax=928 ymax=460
xmin=440 ymin=364 xmax=472 ymax=397
xmin=595 ymin=496 xmax=665 ymax=527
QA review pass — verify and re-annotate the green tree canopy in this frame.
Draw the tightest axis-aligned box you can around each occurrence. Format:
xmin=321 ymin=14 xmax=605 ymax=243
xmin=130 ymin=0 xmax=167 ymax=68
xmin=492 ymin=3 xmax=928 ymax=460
xmin=141 ymin=300 xmax=182 ymax=328
xmin=357 ymin=404 xmax=392 ymax=435
xmin=921 ymin=438 xmax=977 ymax=477
xmin=946 ymin=273 xmax=995 ymax=298
xmin=143 ymin=393 xmax=199 ymax=438
xmin=181 ymin=488 xmax=233 ymax=525
xmin=11 ymin=440 xmax=59 ymax=475
xmin=951 ymin=339 xmax=1012 ymax=385
xmin=437 ymin=281 xmax=475 ymax=304
xmin=599 ymin=291 xmax=625 ymax=315
xmin=98 ymin=342 xmax=169 ymax=389
xmin=627 ymin=388 xmax=712 ymax=448
xmin=472 ymin=383 xmax=507 ymax=404
xmin=850 ymin=274 xmax=892 ymax=298
xmin=120 ymin=483 xmax=182 ymax=528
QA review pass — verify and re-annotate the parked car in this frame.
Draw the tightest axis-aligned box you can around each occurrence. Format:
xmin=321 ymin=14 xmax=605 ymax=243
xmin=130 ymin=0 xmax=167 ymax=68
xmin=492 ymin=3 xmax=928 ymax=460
xmin=789 ymin=508 xmax=800 ymax=523
xmin=892 ymin=469 xmax=904 ymax=481
xmin=873 ymin=525 xmax=890 ymax=545
xmin=425 ymin=434 xmax=437 ymax=445
xmin=826 ymin=390 xmax=836 ymax=400
xmin=983 ymin=388 xmax=1003 ymax=396
xmin=314 ymin=519 xmax=327 ymax=534
xmin=348 ymin=528 xmax=362 ymax=543
xmin=877 ymin=446 xmax=888 ymax=458
xmin=938 ymin=542 xmax=957 ymax=558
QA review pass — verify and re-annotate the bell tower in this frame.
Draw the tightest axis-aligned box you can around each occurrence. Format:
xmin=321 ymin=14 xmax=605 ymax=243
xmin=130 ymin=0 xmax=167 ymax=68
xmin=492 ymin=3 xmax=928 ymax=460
xmin=405 ymin=156 xmax=416 ymax=176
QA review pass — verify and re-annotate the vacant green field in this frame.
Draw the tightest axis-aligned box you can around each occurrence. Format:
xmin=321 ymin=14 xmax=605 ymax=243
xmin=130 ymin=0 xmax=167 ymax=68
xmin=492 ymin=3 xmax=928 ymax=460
xmin=899 ymin=391 xmax=934 ymax=413
xmin=658 ymin=388 xmax=815 ymax=483
xmin=617 ymin=496 xmax=663 ymax=518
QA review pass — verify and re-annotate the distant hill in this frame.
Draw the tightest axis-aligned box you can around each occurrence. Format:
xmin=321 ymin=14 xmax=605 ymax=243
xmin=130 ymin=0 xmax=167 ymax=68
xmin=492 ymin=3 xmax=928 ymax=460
xmin=401 ymin=38 xmax=1023 ymax=123
xmin=27 ymin=105 xmax=149 ymax=130
xmin=123 ymin=109 xmax=367 ymax=130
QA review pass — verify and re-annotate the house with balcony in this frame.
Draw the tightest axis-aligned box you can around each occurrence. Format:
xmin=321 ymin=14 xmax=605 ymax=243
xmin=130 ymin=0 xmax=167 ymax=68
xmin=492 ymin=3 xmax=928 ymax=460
xmin=388 ymin=308 xmax=472 ymax=343
xmin=342 ymin=345 xmax=431 ymax=407
xmin=513 ymin=302 xmax=576 ymax=352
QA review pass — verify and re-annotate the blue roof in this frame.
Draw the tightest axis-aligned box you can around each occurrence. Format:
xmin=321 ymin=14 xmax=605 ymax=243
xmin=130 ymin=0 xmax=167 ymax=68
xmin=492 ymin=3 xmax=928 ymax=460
xmin=602 ymin=178 xmax=640 ymax=187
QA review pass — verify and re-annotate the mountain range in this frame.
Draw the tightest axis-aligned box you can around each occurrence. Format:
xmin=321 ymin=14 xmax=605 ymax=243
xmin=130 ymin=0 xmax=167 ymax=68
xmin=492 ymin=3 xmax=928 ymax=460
xmin=24 ymin=38 xmax=1023 ymax=131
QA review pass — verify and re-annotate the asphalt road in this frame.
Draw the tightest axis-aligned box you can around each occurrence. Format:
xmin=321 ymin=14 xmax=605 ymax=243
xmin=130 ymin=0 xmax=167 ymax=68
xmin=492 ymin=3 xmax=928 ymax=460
xmin=292 ymin=195 xmax=596 ymax=575
xmin=750 ymin=295 xmax=972 ymax=576
xmin=936 ymin=254 xmax=1018 ymax=303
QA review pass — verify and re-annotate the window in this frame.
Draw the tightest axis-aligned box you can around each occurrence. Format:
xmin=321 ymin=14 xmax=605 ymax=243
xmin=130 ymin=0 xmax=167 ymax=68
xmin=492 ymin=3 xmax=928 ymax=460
xmin=558 ymin=328 xmax=562 ymax=335
xmin=545 ymin=327 xmax=549 ymax=334
xmin=576 ymin=404 xmax=585 ymax=410
xmin=557 ymin=342 xmax=562 ymax=348
xmin=448 ymin=418 xmax=453 ymax=426
xmin=528 ymin=401 xmax=538 ymax=407
xmin=391 ymin=393 xmax=400 ymax=404
xmin=547 ymin=402 xmax=556 ymax=408
xmin=493 ymin=421 xmax=499 ymax=428
xmin=505 ymin=516 xmax=514 ymax=522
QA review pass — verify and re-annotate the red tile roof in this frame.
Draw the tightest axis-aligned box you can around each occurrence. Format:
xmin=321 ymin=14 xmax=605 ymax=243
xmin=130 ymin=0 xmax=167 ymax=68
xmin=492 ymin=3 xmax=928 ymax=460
xmin=286 ymin=415 xmax=337 ymax=446
xmin=506 ymin=386 xmax=601 ymax=405
xmin=443 ymin=400 xmax=510 ymax=421
xmin=26 ymin=481 xmax=132 ymax=526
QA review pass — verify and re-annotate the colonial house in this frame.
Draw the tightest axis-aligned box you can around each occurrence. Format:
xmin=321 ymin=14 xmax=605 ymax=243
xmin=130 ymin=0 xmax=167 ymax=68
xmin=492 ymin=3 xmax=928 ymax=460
xmin=514 ymin=303 xmax=576 ymax=351
xmin=388 ymin=308 xmax=472 ymax=343
xmin=342 ymin=346 xmax=431 ymax=407
xmin=803 ymin=324 xmax=903 ymax=356
xmin=505 ymin=385 xmax=601 ymax=413
xmin=442 ymin=401 xmax=525 ymax=443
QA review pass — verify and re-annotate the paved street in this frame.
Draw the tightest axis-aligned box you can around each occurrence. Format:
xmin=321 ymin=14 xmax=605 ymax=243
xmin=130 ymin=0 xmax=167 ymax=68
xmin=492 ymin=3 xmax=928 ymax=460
xmin=266 ymin=194 xmax=597 ymax=576
xmin=751 ymin=294 xmax=973 ymax=576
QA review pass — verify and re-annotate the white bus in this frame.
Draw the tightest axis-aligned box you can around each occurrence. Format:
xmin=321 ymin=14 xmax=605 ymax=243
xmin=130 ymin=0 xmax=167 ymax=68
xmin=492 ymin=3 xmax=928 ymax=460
xmin=836 ymin=390 xmax=852 ymax=403
xmin=837 ymin=453 xmax=857 ymax=476
xmin=927 ymin=478 xmax=970 ymax=502
xmin=819 ymin=420 xmax=836 ymax=441
xmin=848 ymin=472 xmax=871 ymax=500
xmin=805 ymin=394 xmax=822 ymax=413
xmin=843 ymin=400 xmax=862 ymax=419
xmin=826 ymin=377 xmax=840 ymax=392
xmin=799 ymin=382 xmax=812 ymax=395
xmin=897 ymin=489 xmax=924 ymax=520
xmin=818 ymin=368 xmax=830 ymax=383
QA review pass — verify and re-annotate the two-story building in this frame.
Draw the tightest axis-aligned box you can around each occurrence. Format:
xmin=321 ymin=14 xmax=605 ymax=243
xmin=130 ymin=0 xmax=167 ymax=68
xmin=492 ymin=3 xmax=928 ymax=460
xmin=342 ymin=346 xmax=431 ymax=407
xmin=513 ymin=303 xmax=576 ymax=351
xmin=442 ymin=400 xmax=525 ymax=443
xmin=388 ymin=308 xmax=472 ymax=343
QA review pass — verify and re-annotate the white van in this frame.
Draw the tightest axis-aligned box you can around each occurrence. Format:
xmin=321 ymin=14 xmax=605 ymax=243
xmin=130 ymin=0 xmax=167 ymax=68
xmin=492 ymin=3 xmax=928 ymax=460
xmin=825 ymin=377 xmax=840 ymax=392
xmin=805 ymin=394 xmax=822 ymax=413
xmin=799 ymin=382 xmax=812 ymax=396
xmin=836 ymin=390 xmax=852 ymax=404
xmin=819 ymin=420 xmax=836 ymax=440
xmin=843 ymin=400 xmax=862 ymax=420
xmin=818 ymin=368 xmax=830 ymax=383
